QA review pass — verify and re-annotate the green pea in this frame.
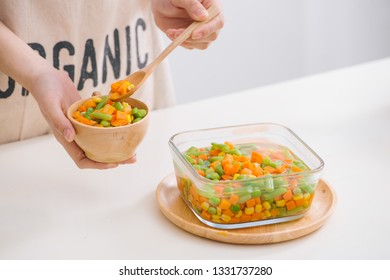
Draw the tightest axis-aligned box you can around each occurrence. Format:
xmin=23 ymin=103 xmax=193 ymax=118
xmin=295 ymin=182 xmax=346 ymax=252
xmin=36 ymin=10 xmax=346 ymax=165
xmin=86 ymin=107 xmax=94 ymax=114
xmin=207 ymin=206 xmax=217 ymax=215
xmin=209 ymin=197 xmax=220 ymax=206
xmin=132 ymin=108 xmax=147 ymax=118
xmin=230 ymin=204 xmax=240 ymax=213
xmin=205 ymin=168 xmax=214 ymax=176
xmin=192 ymin=164 xmax=201 ymax=170
xmin=207 ymin=172 xmax=220 ymax=180
xmin=91 ymin=112 xmax=112 ymax=121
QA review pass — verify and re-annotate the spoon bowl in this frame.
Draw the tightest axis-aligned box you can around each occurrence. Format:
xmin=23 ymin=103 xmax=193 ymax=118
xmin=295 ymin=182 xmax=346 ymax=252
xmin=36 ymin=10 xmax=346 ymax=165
xmin=109 ymin=5 xmax=220 ymax=102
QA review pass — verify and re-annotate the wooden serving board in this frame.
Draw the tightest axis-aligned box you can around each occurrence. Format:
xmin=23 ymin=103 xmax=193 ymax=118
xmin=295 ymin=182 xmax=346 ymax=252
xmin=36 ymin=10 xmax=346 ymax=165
xmin=156 ymin=173 xmax=337 ymax=244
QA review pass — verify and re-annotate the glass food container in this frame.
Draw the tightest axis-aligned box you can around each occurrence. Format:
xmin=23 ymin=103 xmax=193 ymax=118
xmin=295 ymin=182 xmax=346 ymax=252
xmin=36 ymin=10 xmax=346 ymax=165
xmin=168 ymin=123 xmax=324 ymax=229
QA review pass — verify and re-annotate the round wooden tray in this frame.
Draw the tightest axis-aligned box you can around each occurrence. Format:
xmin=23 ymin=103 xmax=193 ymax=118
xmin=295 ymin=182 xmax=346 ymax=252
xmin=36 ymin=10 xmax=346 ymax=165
xmin=156 ymin=173 xmax=337 ymax=244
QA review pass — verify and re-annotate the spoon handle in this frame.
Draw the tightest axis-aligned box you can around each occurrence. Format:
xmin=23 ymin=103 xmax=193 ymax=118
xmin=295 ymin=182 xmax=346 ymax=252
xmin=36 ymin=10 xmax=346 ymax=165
xmin=146 ymin=5 xmax=221 ymax=72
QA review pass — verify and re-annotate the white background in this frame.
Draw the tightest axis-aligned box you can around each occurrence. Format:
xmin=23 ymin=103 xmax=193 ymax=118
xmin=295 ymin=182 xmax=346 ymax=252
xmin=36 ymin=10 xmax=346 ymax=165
xmin=167 ymin=0 xmax=390 ymax=104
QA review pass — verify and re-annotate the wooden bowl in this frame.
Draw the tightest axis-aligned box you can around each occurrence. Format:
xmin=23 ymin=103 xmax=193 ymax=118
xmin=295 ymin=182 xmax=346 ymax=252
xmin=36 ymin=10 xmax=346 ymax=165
xmin=67 ymin=97 xmax=150 ymax=163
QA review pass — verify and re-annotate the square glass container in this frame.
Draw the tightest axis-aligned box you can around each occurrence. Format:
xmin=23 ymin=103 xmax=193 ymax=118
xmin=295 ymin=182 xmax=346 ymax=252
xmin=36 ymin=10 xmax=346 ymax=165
xmin=168 ymin=123 xmax=324 ymax=229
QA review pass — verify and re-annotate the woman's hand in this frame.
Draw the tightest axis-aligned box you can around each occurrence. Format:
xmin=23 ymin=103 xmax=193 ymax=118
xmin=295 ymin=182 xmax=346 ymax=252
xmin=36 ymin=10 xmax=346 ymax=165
xmin=151 ymin=0 xmax=224 ymax=49
xmin=29 ymin=68 xmax=137 ymax=169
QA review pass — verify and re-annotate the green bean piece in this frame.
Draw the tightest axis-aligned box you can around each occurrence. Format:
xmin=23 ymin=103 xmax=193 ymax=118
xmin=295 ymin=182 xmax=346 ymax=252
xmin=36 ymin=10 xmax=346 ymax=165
xmin=211 ymin=143 xmax=230 ymax=152
xmin=95 ymin=95 xmax=108 ymax=110
xmin=186 ymin=146 xmax=200 ymax=156
xmin=251 ymin=188 xmax=262 ymax=198
xmin=237 ymin=185 xmax=253 ymax=197
xmin=262 ymin=174 xmax=274 ymax=192
xmin=209 ymin=156 xmax=224 ymax=162
xmin=262 ymin=157 xmax=279 ymax=169
xmin=133 ymin=117 xmax=142 ymax=123
xmin=273 ymin=177 xmax=287 ymax=188
xmin=113 ymin=102 xmax=124 ymax=111
xmin=100 ymin=120 xmax=111 ymax=127
xmin=293 ymin=160 xmax=308 ymax=170
xmin=183 ymin=154 xmax=196 ymax=164
xmin=286 ymin=206 xmax=304 ymax=216
xmin=238 ymin=194 xmax=251 ymax=204
xmin=197 ymin=159 xmax=204 ymax=166
xmin=214 ymin=163 xmax=224 ymax=176
xmin=261 ymin=187 xmax=287 ymax=201
xmin=205 ymin=168 xmax=214 ymax=176
xmin=91 ymin=112 xmax=112 ymax=121
xmin=278 ymin=207 xmax=287 ymax=217
xmin=293 ymin=187 xmax=302 ymax=195
xmin=299 ymin=182 xmax=316 ymax=194
xmin=198 ymin=190 xmax=215 ymax=199
xmin=223 ymin=186 xmax=234 ymax=195
xmin=226 ymin=148 xmax=242 ymax=156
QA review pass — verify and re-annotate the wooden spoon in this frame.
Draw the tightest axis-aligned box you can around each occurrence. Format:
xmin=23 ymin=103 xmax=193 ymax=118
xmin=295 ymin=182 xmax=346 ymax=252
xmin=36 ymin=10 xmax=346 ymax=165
xmin=109 ymin=5 xmax=220 ymax=101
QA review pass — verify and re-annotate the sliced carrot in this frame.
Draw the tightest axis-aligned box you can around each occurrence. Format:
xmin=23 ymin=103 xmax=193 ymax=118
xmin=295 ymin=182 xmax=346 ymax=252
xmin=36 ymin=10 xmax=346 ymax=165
xmin=83 ymin=99 xmax=97 ymax=109
xmin=251 ymin=151 xmax=263 ymax=164
xmin=219 ymin=198 xmax=231 ymax=210
xmin=198 ymin=153 xmax=208 ymax=160
xmin=286 ymin=200 xmax=296 ymax=211
xmin=283 ymin=189 xmax=293 ymax=201
xmin=78 ymin=105 xmax=87 ymax=112
xmin=246 ymin=198 xmax=256 ymax=208
xmin=229 ymin=194 xmax=240 ymax=205
xmin=291 ymin=165 xmax=303 ymax=172
xmin=240 ymin=168 xmax=252 ymax=175
xmin=209 ymin=149 xmax=221 ymax=156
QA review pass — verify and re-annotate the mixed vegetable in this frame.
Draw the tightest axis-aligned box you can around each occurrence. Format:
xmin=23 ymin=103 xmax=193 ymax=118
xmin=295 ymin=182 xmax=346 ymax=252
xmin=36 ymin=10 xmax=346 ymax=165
xmin=109 ymin=80 xmax=135 ymax=100
xmin=175 ymin=141 xmax=318 ymax=225
xmin=72 ymin=81 xmax=146 ymax=127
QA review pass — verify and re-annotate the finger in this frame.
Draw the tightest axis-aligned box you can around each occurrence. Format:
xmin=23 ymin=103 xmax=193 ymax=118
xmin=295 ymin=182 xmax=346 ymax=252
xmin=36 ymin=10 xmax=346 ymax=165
xmin=171 ymin=0 xmax=209 ymax=21
xmin=119 ymin=154 xmax=137 ymax=164
xmin=55 ymin=133 xmax=119 ymax=169
xmin=191 ymin=12 xmax=224 ymax=40
xmin=41 ymin=97 xmax=76 ymax=143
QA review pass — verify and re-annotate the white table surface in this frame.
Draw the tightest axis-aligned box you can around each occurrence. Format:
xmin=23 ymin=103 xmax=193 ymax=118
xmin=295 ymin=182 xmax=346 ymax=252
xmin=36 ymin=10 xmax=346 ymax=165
xmin=1 ymin=58 xmax=390 ymax=260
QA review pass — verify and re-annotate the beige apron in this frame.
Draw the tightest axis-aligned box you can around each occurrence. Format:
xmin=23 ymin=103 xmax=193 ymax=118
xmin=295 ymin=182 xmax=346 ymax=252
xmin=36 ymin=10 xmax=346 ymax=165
xmin=0 ymin=0 xmax=176 ymax=144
